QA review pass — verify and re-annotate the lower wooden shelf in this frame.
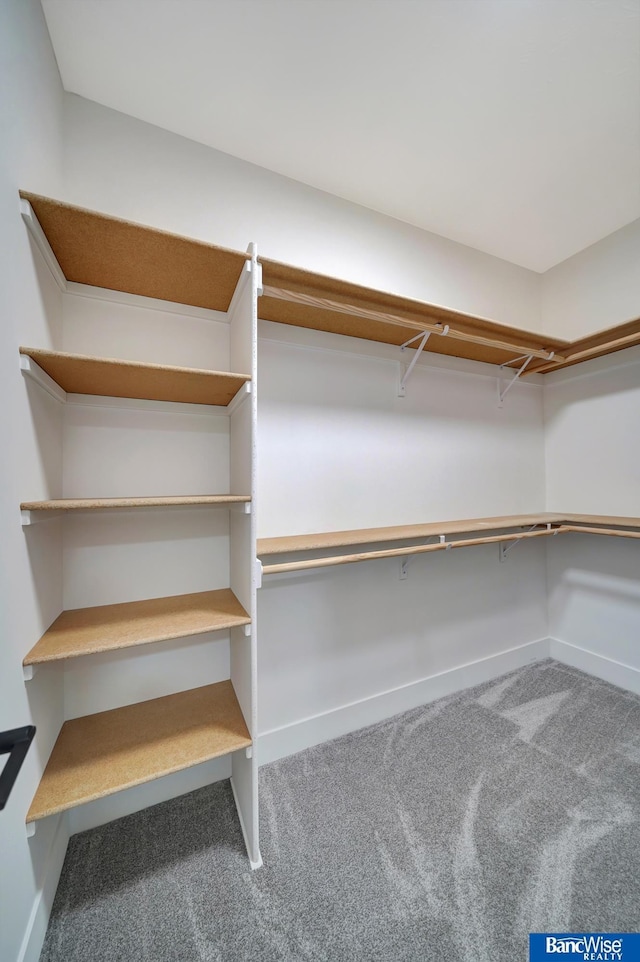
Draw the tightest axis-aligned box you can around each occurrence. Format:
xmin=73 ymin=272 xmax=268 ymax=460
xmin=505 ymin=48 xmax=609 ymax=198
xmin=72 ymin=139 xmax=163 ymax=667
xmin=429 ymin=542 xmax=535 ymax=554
xmin=24 ymin=589 xmax=250 ymax=665
xmin=26 ymin=680 xmax=251 ymax=822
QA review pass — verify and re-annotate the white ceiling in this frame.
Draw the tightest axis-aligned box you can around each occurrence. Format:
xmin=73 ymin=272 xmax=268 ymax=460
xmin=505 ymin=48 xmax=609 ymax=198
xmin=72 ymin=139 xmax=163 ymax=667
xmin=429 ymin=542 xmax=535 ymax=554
xmin=42 ymin=0 xmax=640 ymax=272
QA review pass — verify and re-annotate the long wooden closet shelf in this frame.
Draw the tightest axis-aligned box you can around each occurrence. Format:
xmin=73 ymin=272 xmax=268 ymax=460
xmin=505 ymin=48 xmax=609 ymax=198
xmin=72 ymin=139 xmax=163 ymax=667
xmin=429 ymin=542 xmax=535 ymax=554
xmin=21 ymin=495 xmax=250 ymax=512
xmin=26 ymin=680 xmax=251 ymax=822
xmin=20 ymin=347 xmax=251 ymax=406
xmin=20 ymin=191 xmax=249 ymax=311
xmin=259 ymin=514 xmax=640 ymax=575
xmin=24 ymin=589 xmax=250 ymax=665
xmin=258 ymin=260 xmax=640 ymax=374
xmin=258 ymin=514 xmax=564 ymax=555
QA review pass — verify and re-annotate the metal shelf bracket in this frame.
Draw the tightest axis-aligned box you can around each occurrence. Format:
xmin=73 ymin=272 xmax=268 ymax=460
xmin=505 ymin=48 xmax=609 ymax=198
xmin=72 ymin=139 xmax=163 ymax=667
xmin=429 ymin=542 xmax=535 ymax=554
xmin=499 ymin=523 xmax=557 ymax=562
xmin=497 ymin=349 xmax=555 ymax=407
xmin=398 ymin=324 xmax=450 ymax=396
xmin=399 ymin=535 xmax=444 ymax=578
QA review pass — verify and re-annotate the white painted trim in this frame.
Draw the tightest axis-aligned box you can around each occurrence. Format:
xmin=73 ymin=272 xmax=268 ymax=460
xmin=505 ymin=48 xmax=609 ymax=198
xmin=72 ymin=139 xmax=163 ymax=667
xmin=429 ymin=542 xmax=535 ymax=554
xmin=226 ymin=260 xmax=252 ymax=320
xmin=17 ymin=814 xmax=68 ymax=962
xmin=20 ymin=356 xmax=66 ymax=404
xmin=258 ymin=637 xmax=550 ymax=765
xmin=227 ymin=380 xmax=252 ymax=416
xmin=549 ymin=637 xmax=640 ymax=697
xmin=230 ymin=776 xmax=263 ymax=870
xmin=21 ymin=510 xmax=63 ymax=527
xmin=258 ymin=318 xmax=545 ymax=386
xmin=66 ymin=393 xmax=227 ymax=417
xmin=65 ymin=280 xmax=230 ymax=323
xmin=20 ymin=199 xmax=67 ymax=292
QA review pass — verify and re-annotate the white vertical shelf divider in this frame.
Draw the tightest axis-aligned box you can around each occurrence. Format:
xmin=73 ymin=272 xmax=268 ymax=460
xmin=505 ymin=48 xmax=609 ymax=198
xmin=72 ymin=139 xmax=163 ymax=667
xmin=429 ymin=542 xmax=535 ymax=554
xmin=228 ymin=246 xmax=262 ymax=868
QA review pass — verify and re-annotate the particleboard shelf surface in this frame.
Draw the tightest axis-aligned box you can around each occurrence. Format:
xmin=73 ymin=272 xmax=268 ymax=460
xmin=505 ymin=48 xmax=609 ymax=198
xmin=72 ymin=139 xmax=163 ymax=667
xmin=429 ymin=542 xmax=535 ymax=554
xmin=20 ymin=347 xmax=250 ymax=406
xmin=20 ymin=191 xmax=249 ymax=312
xmin=24 ymin=589 xmax=251 ymax=665
xmin=27 ymin=680 xmax=251 ymax=822
xmin=259 ymin=259 xmax=569 ymax=367
xmin=21 ymin=495 xmax=250 ymax=511
xmin=258 ymin=513 xmax=640 ymax=555
xmin=258 ymin=514 xmax=565 ymax=555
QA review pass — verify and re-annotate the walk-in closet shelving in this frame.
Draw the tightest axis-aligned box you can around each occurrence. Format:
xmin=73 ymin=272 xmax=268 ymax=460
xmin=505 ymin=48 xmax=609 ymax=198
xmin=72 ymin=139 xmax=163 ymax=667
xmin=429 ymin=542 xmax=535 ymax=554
xmin=258 ymin=515 xmax=640 ymax=576
xmin=19 ymin=193 xmax=261 ymax=867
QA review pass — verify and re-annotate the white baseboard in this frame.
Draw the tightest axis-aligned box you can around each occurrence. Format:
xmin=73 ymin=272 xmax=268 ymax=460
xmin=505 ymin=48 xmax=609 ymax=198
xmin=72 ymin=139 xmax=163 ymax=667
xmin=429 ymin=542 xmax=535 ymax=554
xmin=550 ymin=637 xmax=640 ymax=696
xmin=18 ymin=814 xmax=68 ymax=962
xmin=258 ymin=638 xmax=550 ymax=764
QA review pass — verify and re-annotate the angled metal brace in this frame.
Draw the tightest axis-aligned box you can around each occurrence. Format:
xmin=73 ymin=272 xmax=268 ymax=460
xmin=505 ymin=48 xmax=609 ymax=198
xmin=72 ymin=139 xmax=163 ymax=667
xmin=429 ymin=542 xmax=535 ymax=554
xmin=399 ymin=535 xmax=444 ymax=579
xmin=398 ymin=324 xmax=449 ymax=397
xmin=497 ymin=349 xmax=555 ymax=407
xmin=498 ymin=523 xmax=556 ymax=562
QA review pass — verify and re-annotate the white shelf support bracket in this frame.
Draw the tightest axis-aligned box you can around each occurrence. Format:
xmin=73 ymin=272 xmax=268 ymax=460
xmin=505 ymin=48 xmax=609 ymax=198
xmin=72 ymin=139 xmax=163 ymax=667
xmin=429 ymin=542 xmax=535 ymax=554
xmin=243 ymin=623 xmax=252 ymax=637
xmin=255 ymin=559 xmax=263 ymax=590
xmin=26 ymin=822 xmax=36 ymax=838
xmin=497 ymin=349 xmax=555 ymax=408
xmin=398 ymin=330 xmax=431 ymax=396
xmin=245 ymin=746 xmax=253 ymax=759
xmin=498 ymin=524 xmax=551 ymax=563
xmin=399 ymin=536 xmax=441 ymax=579
xmin=21 ymin=509 xmax=63 ymax=527
xmin=20 ymin=199 xmax=67 ymax=292
xmin=497 ymin=354 xmax=534 ymax=407
xmin=227 ymin=380 xmax=252 ymax=416
xmin=22 ymin=664 xmax=36 ymax=682
xmin=20 ymin=355 xmax=67 ymax=404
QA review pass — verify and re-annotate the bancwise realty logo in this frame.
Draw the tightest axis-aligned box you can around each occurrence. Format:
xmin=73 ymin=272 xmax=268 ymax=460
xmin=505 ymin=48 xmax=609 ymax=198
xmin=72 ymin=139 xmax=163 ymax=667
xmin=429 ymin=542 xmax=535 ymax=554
xmin=530 ymin=933 xmax=640 ymax=961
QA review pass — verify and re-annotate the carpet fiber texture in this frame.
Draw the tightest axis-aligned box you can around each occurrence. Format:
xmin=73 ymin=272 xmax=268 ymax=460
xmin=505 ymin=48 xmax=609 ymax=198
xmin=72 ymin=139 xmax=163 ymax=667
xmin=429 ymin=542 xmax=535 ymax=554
xmin=40 ymin=660 xmax=640 ymax=961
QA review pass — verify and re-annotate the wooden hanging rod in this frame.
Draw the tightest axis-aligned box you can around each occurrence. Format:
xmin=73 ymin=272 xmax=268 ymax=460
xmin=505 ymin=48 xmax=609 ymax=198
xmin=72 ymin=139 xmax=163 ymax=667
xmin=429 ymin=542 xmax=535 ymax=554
xmin=261 ymin=523 xmax=640 ymax=575
xmin=560 ymin=525 xmax=640 ymax=539
xmin=261 ymin=286 xmax=565 ymax=364
xmin=530 ymin=330 xmax=640 ymax=374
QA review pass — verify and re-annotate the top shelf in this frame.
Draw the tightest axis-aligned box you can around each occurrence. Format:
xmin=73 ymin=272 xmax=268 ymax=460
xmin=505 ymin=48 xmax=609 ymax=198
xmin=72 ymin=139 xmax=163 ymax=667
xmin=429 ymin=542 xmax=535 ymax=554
xmin=259 ymin=260 xmax=640 ymax=373
xmin=20 ymin=191 xmax=249 ymax=312
xmin=21 ymin=191 xmax=640 ymax=373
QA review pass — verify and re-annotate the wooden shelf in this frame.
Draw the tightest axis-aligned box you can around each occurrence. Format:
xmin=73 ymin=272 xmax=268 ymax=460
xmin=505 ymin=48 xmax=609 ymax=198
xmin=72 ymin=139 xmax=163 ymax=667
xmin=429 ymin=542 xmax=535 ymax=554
xmin=20 ymin=347 xmax=250 ymax=406
xmin=24 ymin=589 xmax=250 ymax=665
xmin=20 ymin=191 xmax=249 ymax=312
xmin=21 ymin=495 xmax=250 ymax=512
xmin=26 ymin=680 xmax=251 ymax=822
xmin=259 ymin=513 xmax=640 ymax=575
xmin=258 ymin=514 xmax=564 ymax=555
xmin=259 ymin=259 xmax=569 ymax=368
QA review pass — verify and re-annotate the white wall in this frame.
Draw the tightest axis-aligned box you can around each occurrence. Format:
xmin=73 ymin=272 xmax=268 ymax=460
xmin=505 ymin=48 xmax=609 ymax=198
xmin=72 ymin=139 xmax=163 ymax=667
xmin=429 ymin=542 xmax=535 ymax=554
xmin=62 ymin=95 xmax=543 ymax=334
xmin=544 ymin=346 xmax=640 ymax=517
xmin=544 ymin=345 xmax=640 ymax=690
xmin=542 ymin=218 xmax=640 ymax=340
xmin=257 ymin=322 xmax=550 ymax=754
xmin=0 ymin=3 xmax=67 ymax=961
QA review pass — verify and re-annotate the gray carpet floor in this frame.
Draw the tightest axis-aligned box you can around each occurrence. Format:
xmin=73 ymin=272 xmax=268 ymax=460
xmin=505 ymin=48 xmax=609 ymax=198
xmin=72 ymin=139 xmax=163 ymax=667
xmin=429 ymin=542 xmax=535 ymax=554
xmin=40 ymin=659 xmax=640 ymax=962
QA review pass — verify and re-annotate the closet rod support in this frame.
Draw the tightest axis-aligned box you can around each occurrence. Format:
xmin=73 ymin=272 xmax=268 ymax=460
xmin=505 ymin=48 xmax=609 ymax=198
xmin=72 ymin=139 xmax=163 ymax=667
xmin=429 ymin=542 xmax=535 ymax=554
xmin=399 ymin=331 xmax=430 ymax=396
xmin=498 ymin=523 xmax=555 ymax=562
xmin=497 ymin=353 xmax=538 ymax=407
xmin=399 ymin=536 xmax=443 ymax=579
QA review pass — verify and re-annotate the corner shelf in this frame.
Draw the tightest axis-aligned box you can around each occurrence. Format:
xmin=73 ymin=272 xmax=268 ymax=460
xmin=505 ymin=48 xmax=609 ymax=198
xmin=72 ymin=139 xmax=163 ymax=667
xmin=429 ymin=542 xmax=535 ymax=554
xmin=26 ymin=680 xmax=251 ymax=823
xmin=20 ymin=347 xmax=251 ymax=407
xmin=23 ymin=589 xmax=250 ymax=665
